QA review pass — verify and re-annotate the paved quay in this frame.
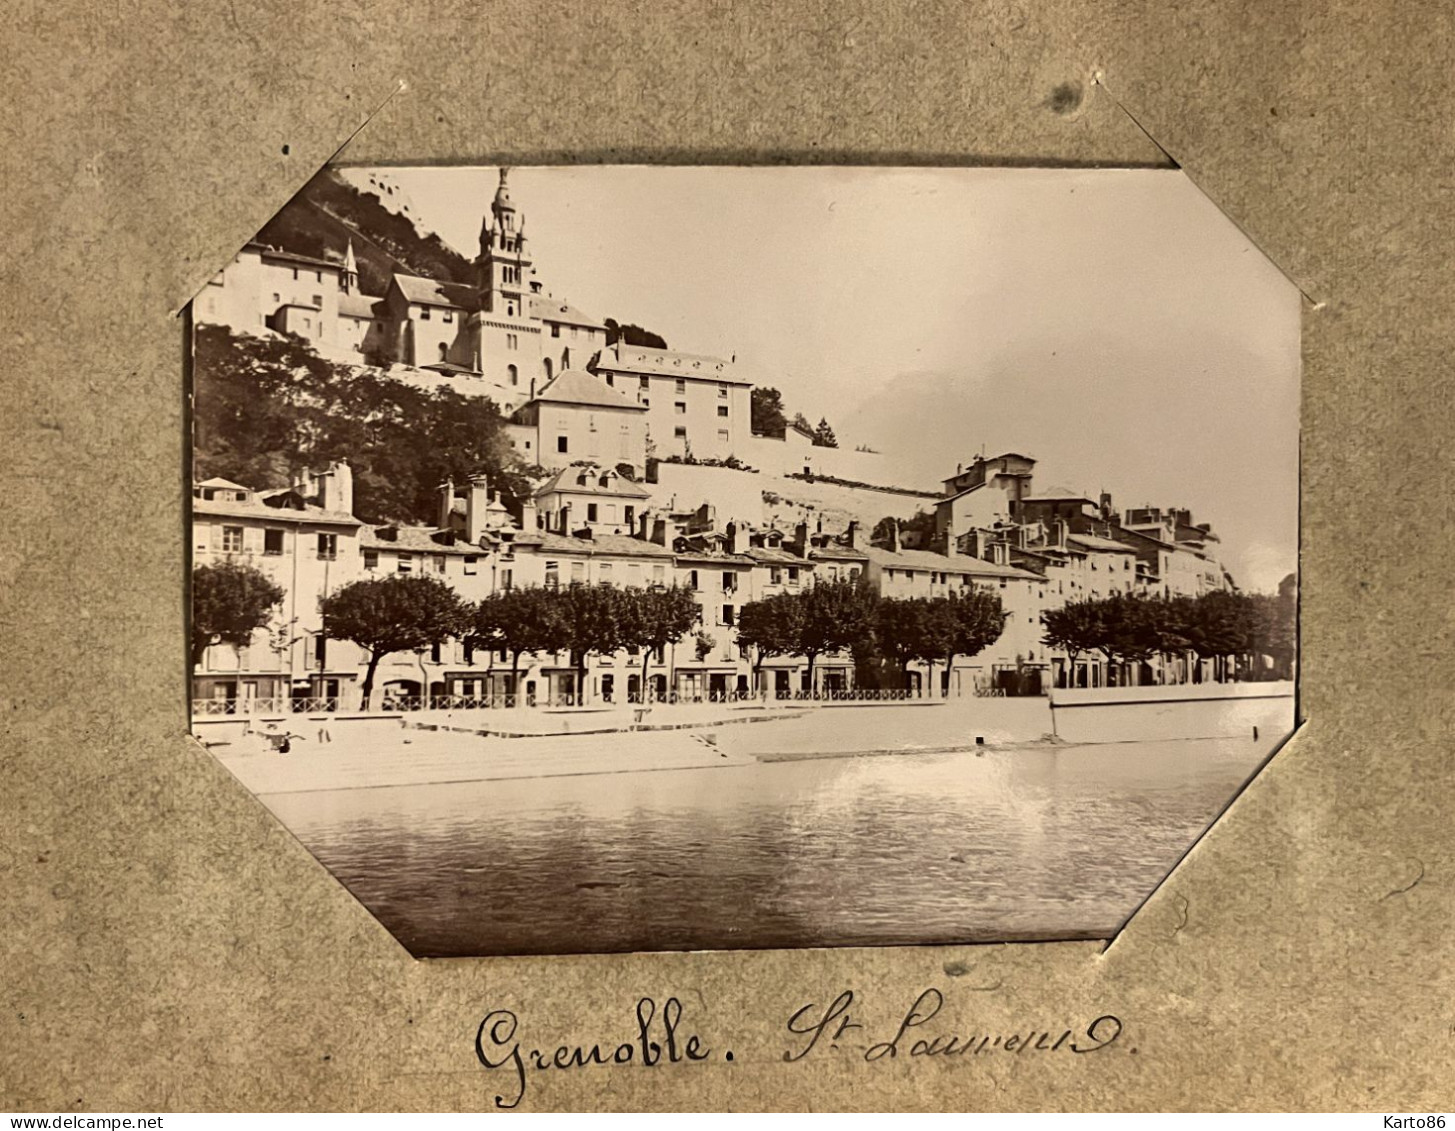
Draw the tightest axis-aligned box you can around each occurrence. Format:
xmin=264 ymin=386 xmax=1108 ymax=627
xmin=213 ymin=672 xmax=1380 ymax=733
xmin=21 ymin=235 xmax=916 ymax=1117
xmin=203 ymin=720 xmax=755 ymax=797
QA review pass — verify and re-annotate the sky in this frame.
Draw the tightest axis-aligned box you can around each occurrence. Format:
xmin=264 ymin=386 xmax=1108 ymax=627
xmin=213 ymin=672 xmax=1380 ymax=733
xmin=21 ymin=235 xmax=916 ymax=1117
xmin=347 ymin=165 xmax=1301 ymax=592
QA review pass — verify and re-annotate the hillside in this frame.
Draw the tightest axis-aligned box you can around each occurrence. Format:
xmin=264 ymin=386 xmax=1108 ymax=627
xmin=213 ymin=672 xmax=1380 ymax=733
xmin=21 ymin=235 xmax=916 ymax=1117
xmin=254 ymin=169 xmax=474 ymax=297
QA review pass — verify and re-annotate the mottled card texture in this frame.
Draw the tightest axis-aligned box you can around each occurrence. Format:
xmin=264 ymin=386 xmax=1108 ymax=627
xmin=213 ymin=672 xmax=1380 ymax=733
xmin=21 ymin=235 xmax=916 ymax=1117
xmin=3 ymin=0 xmax=1451 ymax=1113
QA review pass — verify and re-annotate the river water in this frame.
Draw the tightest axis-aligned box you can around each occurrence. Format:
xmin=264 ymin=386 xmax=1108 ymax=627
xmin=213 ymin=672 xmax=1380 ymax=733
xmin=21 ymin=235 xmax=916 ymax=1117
xmin=261 ymin=733 xmax=1276 ymax=957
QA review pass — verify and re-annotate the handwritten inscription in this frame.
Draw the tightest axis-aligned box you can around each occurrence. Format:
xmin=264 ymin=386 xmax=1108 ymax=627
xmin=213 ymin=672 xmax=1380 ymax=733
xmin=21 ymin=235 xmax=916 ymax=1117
xmin=474 ymin=997 xmax=717 ymax=1109
xmin=784 ymin=988 xmax=1125 ymax=1063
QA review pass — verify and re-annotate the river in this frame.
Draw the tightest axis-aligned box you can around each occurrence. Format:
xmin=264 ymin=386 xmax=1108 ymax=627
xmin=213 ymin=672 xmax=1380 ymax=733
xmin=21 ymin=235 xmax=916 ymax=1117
xmin=259 ymin=732 xmax=1277 ymax=957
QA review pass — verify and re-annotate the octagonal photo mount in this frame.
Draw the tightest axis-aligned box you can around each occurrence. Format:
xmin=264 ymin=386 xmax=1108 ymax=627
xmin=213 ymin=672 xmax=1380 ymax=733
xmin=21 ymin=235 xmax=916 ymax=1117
xmin=187 ymin=163 xmax=1300 ymax=958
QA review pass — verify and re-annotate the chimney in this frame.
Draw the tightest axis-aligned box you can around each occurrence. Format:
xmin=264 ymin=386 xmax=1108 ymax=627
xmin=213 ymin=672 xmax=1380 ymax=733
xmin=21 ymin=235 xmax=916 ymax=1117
xmin=519 ymin=498 xmax=538 ymax=533
xmin=887 ymin=521 xmax=900 ymax=555
xmin=438 ymin=477 xmax=455 ymax=531
xmin=650 ymin=517 xmax=668 ymax=546
xmin=726 ymin=520 xmax=745 ymax=556
xmin=334 ymin=461 xmax=353 ymax=514
xmin=845 ymin=520 xmax=859 ymax=550
xmin=316 ymin=461 xmax=353 ymax=514
xmin=790 ymin=520 xmax=810 ymax=559
xmin=942 ymin=509 xmax=957 ymax=557
xmin=466 ymin=474 xmax=489 ymax=543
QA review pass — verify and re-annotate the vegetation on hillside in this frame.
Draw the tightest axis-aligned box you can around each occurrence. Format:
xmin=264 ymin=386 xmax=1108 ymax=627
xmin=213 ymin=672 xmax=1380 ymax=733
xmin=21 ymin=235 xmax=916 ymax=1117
xmin=192 ymin=324 xmax=532 ymax=526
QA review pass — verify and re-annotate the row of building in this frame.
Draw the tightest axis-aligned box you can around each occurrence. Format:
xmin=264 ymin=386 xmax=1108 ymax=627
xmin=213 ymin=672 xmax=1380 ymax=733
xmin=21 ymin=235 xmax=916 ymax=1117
xmin=191 ymin=450 xmax=1232 ymax=714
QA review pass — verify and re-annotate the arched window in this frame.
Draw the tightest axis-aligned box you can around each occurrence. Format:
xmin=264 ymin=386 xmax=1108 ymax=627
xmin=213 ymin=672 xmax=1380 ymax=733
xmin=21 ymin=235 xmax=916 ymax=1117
xmin=543 ymin=357 xmax=553 ymax=380
xmin=438 ymin=342 xmax=448 ymax=363
xmin=507 ymin=364 xmax=518 ymax=386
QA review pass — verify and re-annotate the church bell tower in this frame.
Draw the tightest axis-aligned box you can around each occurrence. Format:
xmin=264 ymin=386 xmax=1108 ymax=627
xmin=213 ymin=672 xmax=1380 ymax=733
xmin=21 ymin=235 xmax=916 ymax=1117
xmin=476 ymin=167 xmax=534 ymax=319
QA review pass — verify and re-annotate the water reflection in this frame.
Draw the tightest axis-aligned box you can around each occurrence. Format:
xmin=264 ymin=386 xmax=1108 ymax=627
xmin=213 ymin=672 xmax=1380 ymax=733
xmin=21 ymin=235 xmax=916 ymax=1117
xmin=263 ymin=736 xmax=1273 ymax=957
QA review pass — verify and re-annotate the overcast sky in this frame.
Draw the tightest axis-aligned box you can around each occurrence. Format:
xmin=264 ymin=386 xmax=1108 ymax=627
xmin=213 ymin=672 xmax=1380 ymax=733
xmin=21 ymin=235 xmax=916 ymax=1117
xmin=350 ymin=165 xmax=1300 ymax=592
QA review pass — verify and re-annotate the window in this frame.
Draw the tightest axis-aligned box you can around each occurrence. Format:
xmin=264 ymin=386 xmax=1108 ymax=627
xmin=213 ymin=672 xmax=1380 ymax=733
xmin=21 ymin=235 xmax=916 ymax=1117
xmin=507 ymin=333 xmax=518 ymax=350
xmin=292 ymin=268 xmax=299 ymax=280
xmin=430 ymin=642 xmax=442 ymax=664
xmin=443 ymin=309 xmax=454 ymax=323
xmin=363 ymin=548 xmax=379 ymax=570
xmin=317 ymin=533 xmax=337 ymax=561
xmin=434 ymin=554 xmax=447 ymax=574
xmin=312 ymin=294 xmax=323 ymax=306
xmin=571 ymin=561 xmax=586 ymax=583
xmin=652 ymin=564 xmax=665 ymax=585
xmin=545 ymin=561 xmax=560 ymax=589
xmin=717 ymin=405 xmax=729 ymax=417
xmin=588 ymin=414 xmax=597 ymax=433
xmin=722 ymin=571 xmax=736 ymax=593
xmin=641 ymin=398 xmax=650 ymax=408
xmin=272 ymin=293 xmax=280 ymax=303
xmin=675 ymin=379 xmax=685 ymax=394
xmin=316 ymin=271 xmax=323 ymax=283
xmin=397 ymin=553 xmax=413 ymax=572
xmin=689 ymin=570 xmax=700 ymax=590
xmin=721 ymin=605 xmax=735 ymax=626
xmin=501 ymin=569 xmax=514 ymax=591
xmin=464 ymin=555 xmax=478 ymax=576
xmin=770 ymin=566 xmax=782 ymax=585
xmin=557 ymin=436 xmax=569 ymax=453
xmin=624 ymin=505 xmax=635 ymax=529
xmin=717 ymin=429 xmax=730 ymax=443
xmin=604 ymin=374 xmax=614 ymax=386
xmin=718 ymin=385 xmax=728 ymax=398
xmin=420 ymin=307 xmax=431 ymax=321
xmin=587 ymin=503 xmax=599 ymax=523
xmin=438 ymin=343 xmax=449 ymax=362
xmin=314 ymin=635 xmax=327 ymax=666
xmin=221 ymin=525 xmax=244 ymax=553
xmin=639 ymin=376 xmax=649 ymax=389
xmin=507 ymin=364 xmax=518 ymax=386
xmin=674 ymin=401 xmax=687 ymax=414
xmin=552 ymin=324 xmax=560 ymax=338
xmin=788 ymin=567 xmax=800 ymax=584
xmin=674 ymin=426 xmax=687 ymax=439
xmin=262 ymin=529 xmax=284 ymax=556
xmin=600 ymin=563 xmax=613 ymax=583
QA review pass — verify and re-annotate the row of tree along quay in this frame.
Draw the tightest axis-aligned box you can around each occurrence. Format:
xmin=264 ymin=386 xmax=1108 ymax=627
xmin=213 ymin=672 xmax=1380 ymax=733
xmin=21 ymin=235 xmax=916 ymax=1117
xmin=1039 ymin=589 xmax=1296 ymax=687
xmin=192 ymin=561 xmax=1010 ymax=709
xmin=192 ymin=559 xmax=1294 ymax=712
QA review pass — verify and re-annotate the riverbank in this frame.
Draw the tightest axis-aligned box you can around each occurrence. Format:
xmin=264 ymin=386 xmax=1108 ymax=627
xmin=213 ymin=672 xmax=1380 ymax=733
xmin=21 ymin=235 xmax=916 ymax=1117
xmin=199 ymin=685 xmax=1294 ymax=797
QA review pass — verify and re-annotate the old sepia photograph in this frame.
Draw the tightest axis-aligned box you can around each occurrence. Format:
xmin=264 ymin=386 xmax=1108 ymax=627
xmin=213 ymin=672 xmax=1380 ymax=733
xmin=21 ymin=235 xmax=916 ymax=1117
xmin=187 ymin=164 xmax=1299 ymax=958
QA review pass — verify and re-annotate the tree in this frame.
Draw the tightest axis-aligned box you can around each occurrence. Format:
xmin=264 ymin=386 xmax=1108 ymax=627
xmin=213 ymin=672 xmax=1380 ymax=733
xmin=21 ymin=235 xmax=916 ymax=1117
xmin=468 ymin=587 xmax=570 ymax=700
xmin=193 ymin=324 xmax=522 ymax=527
xmin=1042 ymin=598 xmax=1107 ymax=688
xmin=559 ymin=583 xmax=632 ymax=704
xmin=620 ymin=584 xmax=700 ymax=699
xmin=192 ymin=560 xmax=287 ymax=668
xmin=750 ymin=386 xmax=788 ymax=438
xmin=603 ymin=318 xmax=667 ymax=349
xmin=796 ymin=577 xmax=875 ymax=692
xmin=813 ymin=417 xmax=839 ymax=448
xmin=737 ymin=591 xmax=808 ymax=691
xmin=871 ymin=596 xmax=935 ymax=689
xmin=319 ymin=574 xmax=467 ymax=709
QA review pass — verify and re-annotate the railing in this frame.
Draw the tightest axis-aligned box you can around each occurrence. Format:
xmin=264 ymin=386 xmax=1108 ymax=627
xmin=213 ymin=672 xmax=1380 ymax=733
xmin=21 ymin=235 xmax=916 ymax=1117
xmin=973 ymin=687 xmax=1008 ymax=698
xmin=191 ymin=696 xmax=339 ymax=716
xmin=788 ymin=688 xmax=920 ymax=702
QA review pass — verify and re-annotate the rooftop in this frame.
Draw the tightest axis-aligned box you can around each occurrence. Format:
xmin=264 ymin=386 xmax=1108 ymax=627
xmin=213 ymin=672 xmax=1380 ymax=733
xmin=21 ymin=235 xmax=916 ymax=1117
xmin=392 ymin=273 xmax=478 ymax=309
xmin=338 ymin=292 xmax=383 ymax=319
xmin=535 ymin=465 xmax=651 ymax=500
xmin=362 ymin=525 xmax=487 ymax=555
xmin=244 ymin=242 xmax=340 ymax=271
xmin=860 ymin=544 xmax=1042 ymax=580
xmin=594 ymin=343 xmax=751 ymax=386
xmin=530 ymin=295 xmax=604 ymax=329
xmin=193 ymin=488 xmax=359 ymax=527
xmin=526 ymin=369 xmax=647 ymax=412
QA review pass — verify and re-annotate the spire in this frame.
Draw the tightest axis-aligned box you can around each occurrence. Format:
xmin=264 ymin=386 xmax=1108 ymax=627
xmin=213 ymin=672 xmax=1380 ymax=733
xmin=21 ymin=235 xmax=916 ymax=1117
xmin=342 ymin=239 xmax=359 ymax=293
